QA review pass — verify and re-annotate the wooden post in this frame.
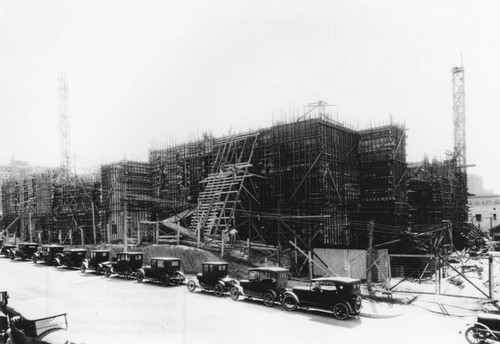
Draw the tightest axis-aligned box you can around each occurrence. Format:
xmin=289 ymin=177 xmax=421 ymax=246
xmin=28 ymin=212 xmax=32 ymax=242
xmin=489 ymin=255 xmax=494 ymax=299
xmin=308 ymin=250 xmax=313 ymax=281
xmin=294 ymin=237 xmax=298 ymax=265
xmin=367 ymin=220 xmax=374 ymax=293
xmin=59 ymin=230 xmax=62 ymax=245
xmin=107 ymin=223 xmax=111 ymax=244
xmin=155 ymin=221 xmax=159 ymax=244
xmin=137 ymin=220 xmax=141 ymax=245
xmin=435 ymin=256 xmax=440 ymax=295
xmin=80 ymin=228 xmax=84 ymax=245
xmin=176 ymin=224 xmax=180 ymax=245
xmin=248 ymin=202 xmax=251 ymax=262
xmin=69 ymin=229 xmax=73 ymax=246
xmin=91 ymin=201 xmax=97 ymax=245
xmin=123 ymin=171 xmax=128 ymax=252
xmin=221 ymin=228 xmax=225 ymax=257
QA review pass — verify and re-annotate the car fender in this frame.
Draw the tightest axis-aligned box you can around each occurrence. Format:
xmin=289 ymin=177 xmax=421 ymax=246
xmin=344 ymin=301 xmax=354 ymax=313
xmin=174 ymin=271 xmax=185 ymax=278
xmin=233 ymin=284 xmax=244 ymax=294
xmin=466 ymin=322 xmax=499 ymax=339
xmin=136 ymin=267 xmax=145 ymax=276
xmin=282 ymin=291 xmax=300 ymax=305
xmin=265 ymin=289 xmax=278 ymax=299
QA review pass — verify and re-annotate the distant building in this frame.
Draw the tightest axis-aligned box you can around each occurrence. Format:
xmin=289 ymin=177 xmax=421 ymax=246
xmin=468 ymin=195 xmax=500 ymax=238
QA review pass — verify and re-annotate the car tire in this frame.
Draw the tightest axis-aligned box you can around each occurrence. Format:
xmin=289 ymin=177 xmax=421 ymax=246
xmin=124 ymin=269 xmax=131 ymax=280
xmin=187 ymin=280 xmax=196 ymax=292
xmin=80 ymin=265 xmax=86 ymax=274
xmin=353 ymin=296 xmax=362 ymax=315
xmin=160 ymin=275 xmax=169 ymax=287
xmin=136 ymin=271 xmax=144 ymax=283
xmin=104 ymin=268 xmax=112 ymax=278
xmin=214 ymin=284 xmax=224 ymax=297
xmin=229 ymin=287 xmax=240 ymax=301
xmin=262 ymin=292 xmax=275 ymax=307
xmin=281 ymin=294 xmax=298 ymax=311
xmin=464 ymin=325 xmax=487 ymax=344
xmin=96 ymin=267 xmax=103 ymax=275
xmin=333 ymin=303 xmax=349 ymax=320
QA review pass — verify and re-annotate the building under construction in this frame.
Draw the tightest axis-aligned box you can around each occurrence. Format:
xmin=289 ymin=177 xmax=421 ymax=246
xmin=1 ymin=112 xmax=471 ymax=253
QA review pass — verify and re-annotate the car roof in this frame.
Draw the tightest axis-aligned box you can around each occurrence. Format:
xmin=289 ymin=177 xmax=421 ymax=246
xmin=18 ymin=243 xmax=39 ymax=246
xmin=202 ymin=261 xmax=228 ymax=265
xmin=91 ymin=249 xmax=110 ymax=252
xmin=248 ymin=267 xmax=289 ymax=272
xmin=42 ymin=245 xmax=64 ymax=247
xmin=64 ymin=248 xmax=87 ymax=252
xmin=151 ymin=257 xmax=180 ymax=261
xmin=117 ymin=251 xmax=143 ymax=255
xmin=312 ymin=277 xmax=361 ymax=284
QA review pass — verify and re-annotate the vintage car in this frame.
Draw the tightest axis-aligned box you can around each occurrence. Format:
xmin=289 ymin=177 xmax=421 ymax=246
xmin=10 ymin=243 xmax=39 ymax=261
xmin=54 ymin=248 xmax=87 ymax=269
xmin=0 ymin=243 xmax=16 ymax=258
xmin=0 ymin=291 xmax=77 ymax=344
xmin=230 ymin=267 xmax=289 ymax=307
xmin=280 ymin=277 xmax=362 ymax=320
xmin=135 ymin=257 xmax=185 ymax=286
xmin=187 ymin=262 xmax=236 ymax=296
xmin=102 ymin=252 xmax=143 ymax=279
xmin=80 ymin=249 xmax=111 ymax=274
xmin=32 ymin=245 xmax=64 ymax=265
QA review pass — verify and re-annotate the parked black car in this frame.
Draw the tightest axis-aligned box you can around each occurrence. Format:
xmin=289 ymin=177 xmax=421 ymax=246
xmin=81 ymin=249 xmax=110 ymax=274
xmin=187 ymin=262 xmax=236 ymax=296
xmin=230 ymin=267 xmax=289 ymax=307
xmin=281 ymin=277 xmax=362 ymax=320
xmin=32 ymin=245 xmax=64 ymax=265
xmin=0 ymin=290 xmax=76 ymax=344
xmin=10 ymin=243 xmax=39 ymax=261
xmin=135 ymin=257 xmax=185 ymax=286
xmin=54 ymin=248 xmax=87 ymax=269
xmin=0 ymin=243 xmax=15 ymax=258
xmin=102 ymin=252 xmax=143 ymax=279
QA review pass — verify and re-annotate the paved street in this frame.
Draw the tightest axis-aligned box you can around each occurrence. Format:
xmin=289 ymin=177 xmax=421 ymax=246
xmin=0 ymin=258 xmax=468 ymax=344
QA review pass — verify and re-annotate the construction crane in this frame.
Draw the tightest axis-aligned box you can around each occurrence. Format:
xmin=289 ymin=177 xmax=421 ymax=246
xmin=59 ymin=71 xmax=71 ymax=176
xmin=452 ymin=65 xmax=466 ymax=168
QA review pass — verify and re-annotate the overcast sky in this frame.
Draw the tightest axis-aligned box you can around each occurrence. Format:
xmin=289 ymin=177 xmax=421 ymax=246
xmin=0 ymin=0 xmax=499 ymax=192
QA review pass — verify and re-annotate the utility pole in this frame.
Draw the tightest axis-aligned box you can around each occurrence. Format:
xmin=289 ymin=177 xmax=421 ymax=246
xmin=91 ymin=201 xmax=96 ymax=245
xmin=367 ymin=220 xmax=374 ymax=293
xmin=123 ymin=165 xmax=128 ymax=253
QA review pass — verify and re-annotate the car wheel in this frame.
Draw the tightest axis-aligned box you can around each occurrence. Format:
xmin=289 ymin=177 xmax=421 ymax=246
xmin=136 ymin=271 xmax=144 ymax=283
xmin=123 ymin=269 xmax=131 ymax=280
xmin=262 ymin=292 xmax=275 ymax=307
xmin=187 ymin=280 xmax=196 ymax=292
xmin=229 ymin=287 xmax=240 ymax=301
xmin=281 ymin=294 xmax=298 ymax=311
xmin=104 ymin=268 xmax=112 ymax=278
xmin=333 ymin=303 xmax=349 ymax=320
xmin=214 ymin=284 xmax=224 ymax=297
xmin=96 ymin=267 xmax=103 ymax=275
xmin=80 ymin=265 xmax=86 ymax=274
xmin=160 ymin=275 xmax=169 ymax=287
xmin=464 ymin=326 xmax=488 ymax=344
xmin=353 ymin=296 xmax=362 ymax=315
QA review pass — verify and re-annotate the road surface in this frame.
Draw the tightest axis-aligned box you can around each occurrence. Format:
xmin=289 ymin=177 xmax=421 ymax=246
xmin=0 ymin=257 xmax=468 ymax=344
